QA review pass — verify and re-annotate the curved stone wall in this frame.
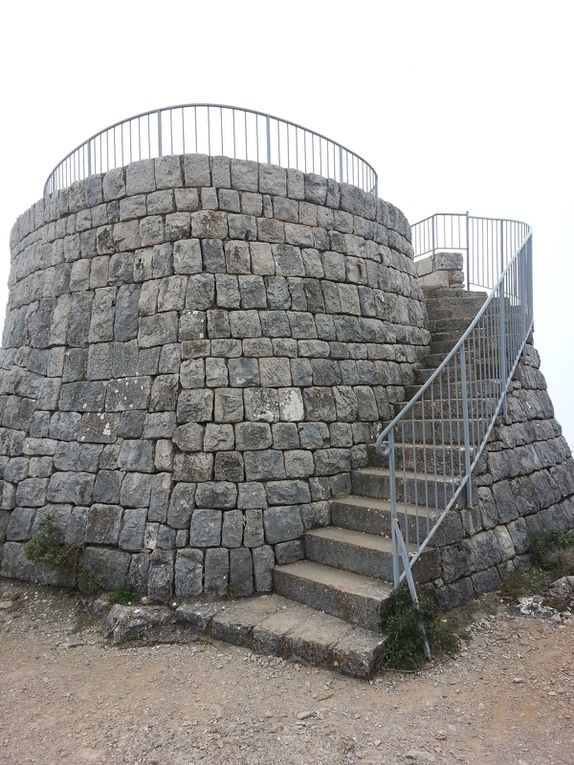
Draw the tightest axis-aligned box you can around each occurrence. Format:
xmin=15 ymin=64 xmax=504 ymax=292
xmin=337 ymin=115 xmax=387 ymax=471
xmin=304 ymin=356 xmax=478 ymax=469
xmin=0 ymin=155 xmax=430 ymax=599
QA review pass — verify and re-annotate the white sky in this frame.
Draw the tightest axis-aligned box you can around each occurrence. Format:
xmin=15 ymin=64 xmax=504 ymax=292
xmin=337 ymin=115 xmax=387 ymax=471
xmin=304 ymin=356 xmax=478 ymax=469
xmin=1 ymin=0 xmax=573 ymax=445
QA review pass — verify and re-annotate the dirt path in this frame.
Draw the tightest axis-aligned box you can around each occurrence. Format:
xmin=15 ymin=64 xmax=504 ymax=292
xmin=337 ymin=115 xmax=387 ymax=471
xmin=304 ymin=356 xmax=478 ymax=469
xmin=0 ymin=580 xmax=573 ymax=765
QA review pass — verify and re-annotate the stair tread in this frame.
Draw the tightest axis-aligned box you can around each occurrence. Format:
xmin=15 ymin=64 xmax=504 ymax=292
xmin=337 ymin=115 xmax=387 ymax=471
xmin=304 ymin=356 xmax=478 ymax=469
xmin=306 ymin=525 xmax=393 ymax=553
xmin=276 ymin=560 xmax=392 ymax=600
xmin=355 ymin=465 xmax=470 ymax=482
xmin=332 ymin=493 xmax=440 ymax=518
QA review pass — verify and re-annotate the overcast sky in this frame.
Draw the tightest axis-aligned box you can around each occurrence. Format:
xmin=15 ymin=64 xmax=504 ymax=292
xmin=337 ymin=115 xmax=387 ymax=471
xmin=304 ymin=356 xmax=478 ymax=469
xmin=1 ymin=0 xmax=572 ymax=445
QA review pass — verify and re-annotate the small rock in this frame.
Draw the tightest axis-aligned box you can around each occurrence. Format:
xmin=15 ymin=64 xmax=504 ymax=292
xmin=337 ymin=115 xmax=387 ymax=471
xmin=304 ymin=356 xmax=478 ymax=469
xmin=405 ymin=750 xmax=436 ymax=763
xmin=0 ymin=600 xmax=14 ymax=610
xmin=512 ymin=677 xmax=524 ymax=684
xmin=296 ymin=710 xmax=316 ymax=720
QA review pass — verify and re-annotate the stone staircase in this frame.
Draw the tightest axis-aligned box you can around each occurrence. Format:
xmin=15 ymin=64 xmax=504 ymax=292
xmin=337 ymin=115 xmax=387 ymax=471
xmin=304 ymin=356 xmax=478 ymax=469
xmin=273 ymin=287 xmax=490 ymax=639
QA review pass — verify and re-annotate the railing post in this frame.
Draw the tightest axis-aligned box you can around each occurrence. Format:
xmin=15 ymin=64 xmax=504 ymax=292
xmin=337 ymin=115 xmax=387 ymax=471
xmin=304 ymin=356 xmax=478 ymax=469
xmin=87 ymin=140 xmax=92 ymax=178
xmin=387 ymin=430 xmax=400 ymax=590
xmin=266 ymin=115 xmax=271 ymax=164
xmin=339 ymin=146 xmax=344 ymax=184
xmin=500 ymin=219 xmax=504 ymax=273
xmin=431 ymin=215 xmax=436 ymax=256
xmin=459 ymin=343 xmax=473 ymax=506
xmin=465 ymin=211 xmax=470 ymax=291
xmin=157 ymin=110 xmax=163 ymax=158
xmin=498 ymin=286 xmax=508 ymax=418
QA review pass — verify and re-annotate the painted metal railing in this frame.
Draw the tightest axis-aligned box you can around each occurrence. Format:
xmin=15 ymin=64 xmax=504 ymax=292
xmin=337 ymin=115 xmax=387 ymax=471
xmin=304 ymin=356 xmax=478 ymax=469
xmin=376 ymin=214 xmax=533 ymax=606
xmin=43 ymin=103 xmax=378 ymax=198
xmin=412 ymin=212 xmax=530 ymax=291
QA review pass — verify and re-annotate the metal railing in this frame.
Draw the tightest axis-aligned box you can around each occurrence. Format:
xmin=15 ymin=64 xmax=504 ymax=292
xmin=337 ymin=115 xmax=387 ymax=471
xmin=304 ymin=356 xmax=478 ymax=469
xmin=43 ymin=103 xmax=378 ymax=197
xmin=376 ymin=213 xmax=533 ymax=607
xmin=412 ymin=212 xmax=530 ymax=291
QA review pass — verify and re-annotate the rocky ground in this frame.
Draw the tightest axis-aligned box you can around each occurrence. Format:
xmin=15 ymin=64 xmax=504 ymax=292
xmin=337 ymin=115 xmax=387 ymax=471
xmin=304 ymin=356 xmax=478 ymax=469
xmin=0 ymin=579 xmax=573 ymax=765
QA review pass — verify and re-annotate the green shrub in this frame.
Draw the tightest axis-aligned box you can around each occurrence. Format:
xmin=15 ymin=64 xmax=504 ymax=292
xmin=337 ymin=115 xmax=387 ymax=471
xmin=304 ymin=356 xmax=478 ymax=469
xmin=108 ymin=583 xmax=136 ymax=606
xmin=381 ymin=586 xmax=458 ymax=670
xmin=529 ymin=530 xmax=574 ymax=573
xmin=24 ymin=514 xmax=79 ymax=571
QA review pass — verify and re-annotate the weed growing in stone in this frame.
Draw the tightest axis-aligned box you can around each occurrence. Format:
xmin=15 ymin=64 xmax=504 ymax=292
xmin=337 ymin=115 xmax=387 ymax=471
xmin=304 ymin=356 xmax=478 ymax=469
xmin=499 ymin=569 xmax=549 ymax=599
xmin=108 ymin=583 xmax=136 ymax=606
xmin=381 ymin=586 xmax=458 ymax=670
xmin=529 ymin=530 xmax=574 ymax=575
xmin=24 ymin=514 xmax=79 ymax=572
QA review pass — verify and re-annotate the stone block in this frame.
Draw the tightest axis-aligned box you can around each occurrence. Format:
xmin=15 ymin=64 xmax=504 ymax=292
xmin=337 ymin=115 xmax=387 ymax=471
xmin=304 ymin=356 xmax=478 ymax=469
xmin=252 ymin=545 xmax=274 ymax=592
xmin=119 ymin=507 xmax=147 ymax=551
xmin=229 ymin=547 xmax=254 ymax=597
xmin=244 ymin=508 xmax=264 ymax=547
xmin=189 ymin=508 xmax=222 ymax=546
xmin=204 ymin=547 xmax=229 ymax=597
xmin=222 ymin=509 xmax=244 ymax=548
xmin=244 ymin=450 xmax=285 ymax=481
xmin=147 ymin=549 xmax=174 ymax=602
xmin=264 ymin=506 xmax=303 ymax=544
xmin=47 ymin=472 xmax=94 ymax=505
xmin=167 ymin=483 xmax=196 ymax=529
xmin=175 ymin=548 xmax=203 ymax=598
xmin=85 ymin=504 xmax=123 ymax=545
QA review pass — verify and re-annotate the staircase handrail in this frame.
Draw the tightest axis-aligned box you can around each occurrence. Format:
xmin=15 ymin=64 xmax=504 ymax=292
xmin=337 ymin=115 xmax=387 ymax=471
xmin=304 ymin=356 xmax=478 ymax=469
xmin=375 ymin=213 xmax=533 ymax=602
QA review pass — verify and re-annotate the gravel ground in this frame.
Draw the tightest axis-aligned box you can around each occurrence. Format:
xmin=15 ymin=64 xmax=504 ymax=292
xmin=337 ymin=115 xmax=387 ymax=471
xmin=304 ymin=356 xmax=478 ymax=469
xmin=0 ymin=579 xmax=573 ymax=765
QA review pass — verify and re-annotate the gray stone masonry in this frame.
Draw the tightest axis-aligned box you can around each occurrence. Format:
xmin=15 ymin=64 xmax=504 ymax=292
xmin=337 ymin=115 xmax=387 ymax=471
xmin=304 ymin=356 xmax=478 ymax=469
xmin=0 ymin=154 xmax=429 ymax=601
xmin=430 ymin=343 xmax=574 ymax=609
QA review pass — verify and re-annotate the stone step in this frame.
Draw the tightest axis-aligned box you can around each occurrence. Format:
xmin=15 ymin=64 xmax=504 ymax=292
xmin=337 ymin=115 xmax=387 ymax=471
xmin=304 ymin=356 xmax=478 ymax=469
xmin=351 ymin=466 xmax=470 ymax=508
xmin=426 ymin=295 xmax=487 ymax=320
xmin=273 ymin=560 xmax=392 ymax=631
xmin=330 ymin=494 xmax=464 ymax=547
xmin=381 ymin=416 xmax=484 ymax=445
xmin=368 ymin=442 xmax=471 ymax=476
xmin=392 ymin=395 xmax=498 ymax=420
xmin=416 ymin=363 xmax=499 ymax=383
xmin=175 ymin=593 xmax=387 ymax=679
xmin=429 ymin=316 xmax=478 ymax=334
xmin=424 ymin=351 xmax=500 ymax=371
xmin=304 ymin=526 xmax=440 ymax=584
xmin=429 ymin=335 xmax=499 ymax=355
xmin=404 ymin=379 xmax=501 ymax=399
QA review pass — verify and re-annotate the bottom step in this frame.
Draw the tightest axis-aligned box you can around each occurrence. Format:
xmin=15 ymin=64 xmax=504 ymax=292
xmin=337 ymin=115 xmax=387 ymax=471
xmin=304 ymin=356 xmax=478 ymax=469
xmin=274 ymin=560 xmax=392 ymax=631
xmin=187 ymin=593 xmax=386 ymax=679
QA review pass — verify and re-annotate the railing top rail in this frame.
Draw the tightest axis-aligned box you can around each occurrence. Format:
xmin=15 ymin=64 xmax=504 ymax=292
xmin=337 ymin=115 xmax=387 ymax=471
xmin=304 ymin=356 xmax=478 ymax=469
xmin=43 ymin=102 xmax=378 ymax=197
xmin=376 ymin=215 xmax=531 ymax=448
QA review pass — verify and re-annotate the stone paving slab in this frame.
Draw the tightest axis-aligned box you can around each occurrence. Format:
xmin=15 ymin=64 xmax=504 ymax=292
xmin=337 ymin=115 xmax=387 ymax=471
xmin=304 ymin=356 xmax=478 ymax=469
xmin=102 ymin=594 xmax=387 ymax=678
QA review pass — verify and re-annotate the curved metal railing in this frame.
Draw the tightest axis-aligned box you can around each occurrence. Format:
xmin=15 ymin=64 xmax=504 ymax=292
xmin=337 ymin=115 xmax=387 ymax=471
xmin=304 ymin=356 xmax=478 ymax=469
xmin=376 ymin=213 xmax=533 ymax=603
xmin=43 ymin=103 xmax=378 ymax=198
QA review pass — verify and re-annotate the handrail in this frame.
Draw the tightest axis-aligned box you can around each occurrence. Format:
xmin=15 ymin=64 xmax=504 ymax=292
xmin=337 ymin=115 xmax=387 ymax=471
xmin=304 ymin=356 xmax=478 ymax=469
xmin=43 ymin=103 xmax=378 ymax=198
xmin=376 ymin=213 xmax=533 ymax=601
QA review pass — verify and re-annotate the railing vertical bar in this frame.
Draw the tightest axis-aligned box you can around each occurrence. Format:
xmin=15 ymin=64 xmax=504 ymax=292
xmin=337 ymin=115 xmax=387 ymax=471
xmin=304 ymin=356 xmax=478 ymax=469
xmin=400 ymin=420 xmax=408 ymax=549
xmin=411 ymin=409 xmax=419 ymax=550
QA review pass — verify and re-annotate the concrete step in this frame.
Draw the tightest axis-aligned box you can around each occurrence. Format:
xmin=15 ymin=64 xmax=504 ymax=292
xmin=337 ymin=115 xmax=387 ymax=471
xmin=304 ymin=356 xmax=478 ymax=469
xmin=305 ymin=526 xmax=440 ymax=584
xmin=368 ymin=442 xmax=471 ymax=476
xmin=404 ymin=379 xmax=501 ymax=399
xmin=429 ymin=335 xmax=498 ymax=355
xmin=429 ymin=316 xmax=477 ymax=334
xmin=426 ymin=295 xmax=487 ymax=320
xmin=330 ymin=494 xmax=464 ymax=547
xmin=381 ymin=417 xmax=483 ymax=445
xmin=351 ymin=466 xmax=470 ymax=508
xmin=176 ymin=593 xmax=387 ymax=679
xmin=392 ymin=395 xmax=498 ymax=420
xmin=424 ymin=351 xmax=500 ymax=371
xmin=273 ymin=560 xmax=392 ymax=631
xmin=416 ymin=363 xmax=499 ymax=383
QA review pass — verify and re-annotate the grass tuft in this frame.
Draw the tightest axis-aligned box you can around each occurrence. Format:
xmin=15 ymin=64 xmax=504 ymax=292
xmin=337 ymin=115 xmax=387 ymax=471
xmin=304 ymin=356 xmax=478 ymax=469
xmin=381 ymin=586 xmax=458 ymax=671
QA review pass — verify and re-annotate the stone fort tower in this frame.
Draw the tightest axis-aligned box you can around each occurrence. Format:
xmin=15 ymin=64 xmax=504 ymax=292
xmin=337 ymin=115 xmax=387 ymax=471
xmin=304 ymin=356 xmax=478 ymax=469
xmin=1 ymin=105 xmax=572 ymax=625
